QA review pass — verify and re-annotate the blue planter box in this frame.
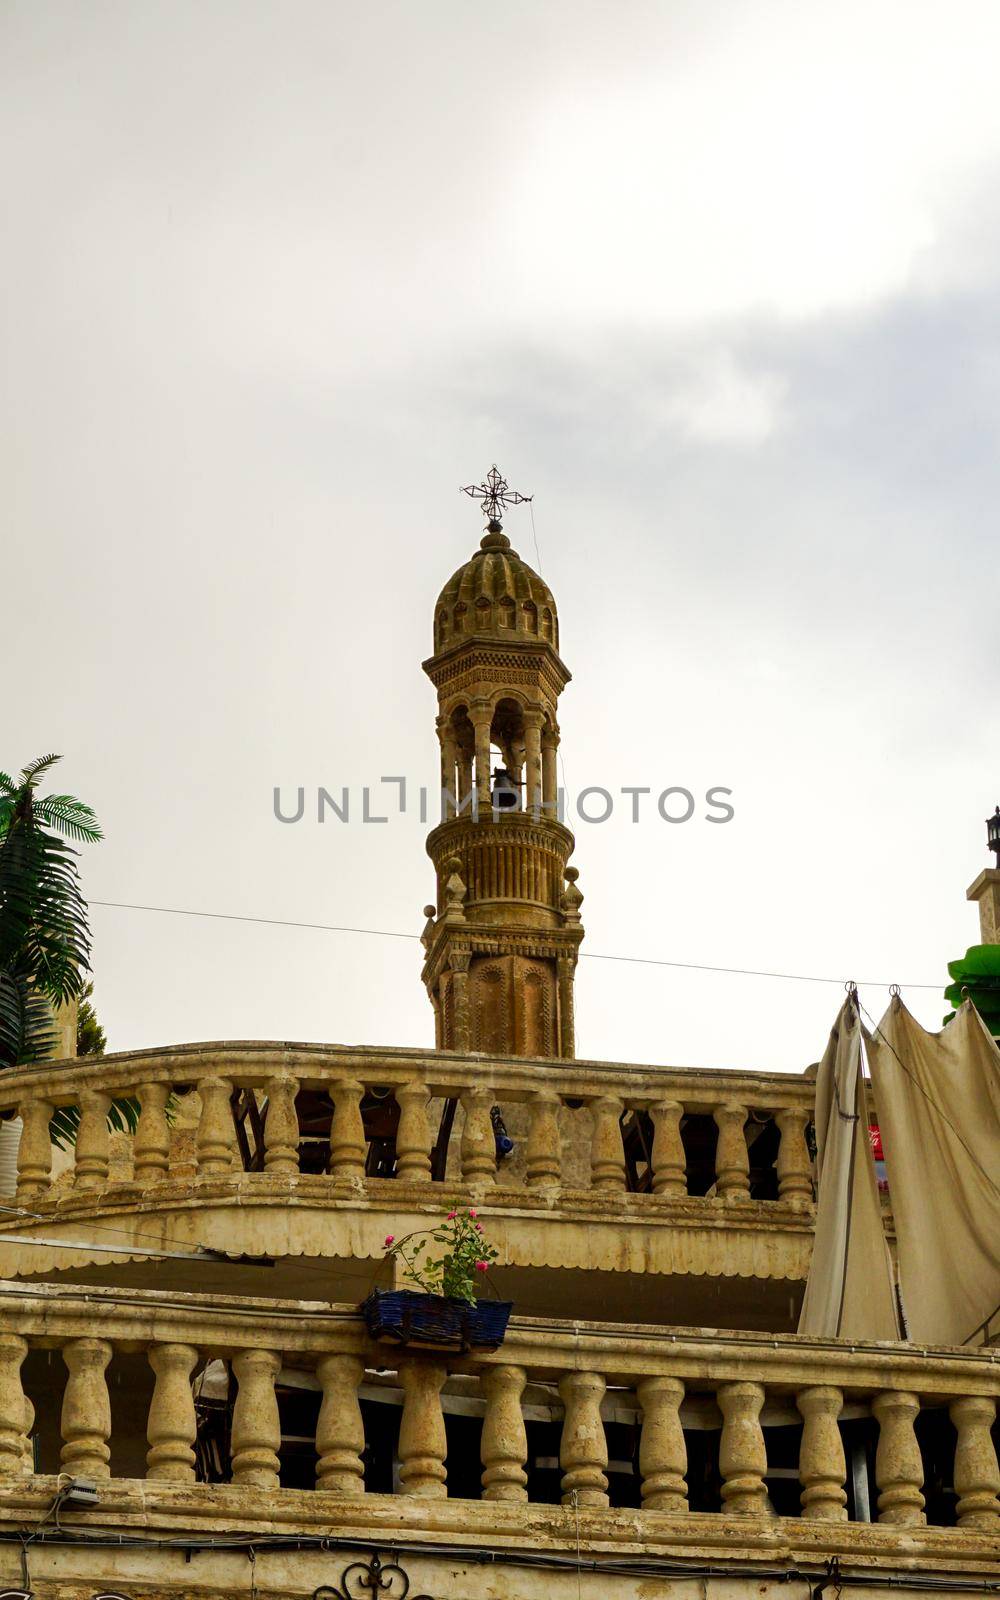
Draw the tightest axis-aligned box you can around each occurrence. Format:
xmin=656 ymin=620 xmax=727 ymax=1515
xmin=361 ymin=1289 xmax=512 ymax=1351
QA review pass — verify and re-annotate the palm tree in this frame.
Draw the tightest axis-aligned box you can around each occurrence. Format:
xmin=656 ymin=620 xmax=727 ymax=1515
xmin=0 ymin=754 xmax=101 ymax=1069
xmin=0 ymin=756 xmax=140 ymax=1146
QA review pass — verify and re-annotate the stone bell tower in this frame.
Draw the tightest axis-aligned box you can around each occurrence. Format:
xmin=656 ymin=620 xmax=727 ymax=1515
xmin=421 ymin=468 xmax=584 ymax=1058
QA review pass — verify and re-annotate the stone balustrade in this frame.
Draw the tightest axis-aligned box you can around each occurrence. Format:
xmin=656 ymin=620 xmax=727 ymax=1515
xmin=0 ymin=1041 xmax=816 ymax=1209
xmin=0 ymin=1281 xmax=995 ymax=1536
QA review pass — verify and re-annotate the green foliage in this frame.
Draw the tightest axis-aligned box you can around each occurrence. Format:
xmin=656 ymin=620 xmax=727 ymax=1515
xmin=76 ymin=981 xmax=107 ymax=1057
xmin=0 ymin=756 xmax=101 ymax=1069
xmin=944 ymin=944 xmax=1000 ymax=1036
xmin=382 ymin=1208 xmax=500 ymax=1304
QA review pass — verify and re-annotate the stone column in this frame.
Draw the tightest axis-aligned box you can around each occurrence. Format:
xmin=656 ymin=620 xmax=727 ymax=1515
xmin=872 ymin=1390 xmax=926 ymax=1525
xmin=523 ymin=711 xmax=543 ymax=814
xmin=437 ymin=715 xmax=457 ymax=820
xmin=589 ymin=1096 xmax=626 ymax=1191
xmin=949 ymin=1395 xmax=1000 ymax=1529
xmin=74 ymin=1089 xmax=110 ymax=1191
xmin=328 ymin=1078 xmax=366 ymax=1179
xmin=526 ymin=1089 xmax=561 ymax=1188
xmin=460 ymin=1087 xmax=496 ymax=1182
xmin=557 ymin=955 xmax=576 ymax=1059
xmin=315 ymin=1353 xmax=365 ymax=1496
xmin=450 ymin=953 xmax=471 ymax=1053
xmin=541 ymin=731 xmax=559 ymax=810
xmin=796 ymin=1385 xmax=847 ymax=1520
xmin=146 ymin=1342 xmax=198 ymax=1482
xmin=231 ymin=1349 xmax=281 ymax=1488
xmin=718 ymin=1380 xmax=769 ymax=1516
xmin=15 ymin=1097 xmax=53 ymax=1203
xmin=472 ymin=698 xmax=492 ymax=814
xmin=398 ymin=1359 xmax=447 ymax=1497
xmin=457 ymin=749 xmax=474 ymax=814
xmin=713 ymin=1103 xmax=750 ymax=1199
xmin=559 ymin=1371 xmax=609 ymax=1507
xmin=395 ymin=1081 xmax=432 ymax=1182
xmin=196 ymin=1076 xmax=235 ymax=1177
xmin=0 ymin=1337 xmax=28 ymax=1480
xmin=650 ymin=1100 xmax=686 ymax=1196
xmin=61 ymin=1338 xmax=112 ymax=1478
xmin=776 ymin=1109 xmax=813 ymax=1206
xmin=134 ymin=1082 xmax=171 ymax=1183
xmin=638 ymin=1375 xmax=687 ymax=1513
xmin=481 ymin=1364 xmax=528 ymax=1502
xmin=264 ymin=1073 xmax=300 ymax=1175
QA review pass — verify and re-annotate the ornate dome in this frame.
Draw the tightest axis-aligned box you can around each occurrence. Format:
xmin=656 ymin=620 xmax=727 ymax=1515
xmin=433 ymin=527 xmax=559 ymax=654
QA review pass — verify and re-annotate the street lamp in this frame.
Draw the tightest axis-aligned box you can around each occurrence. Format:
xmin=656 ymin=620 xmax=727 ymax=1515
xmin=988 ymin=805 xmax=1000 ymax=865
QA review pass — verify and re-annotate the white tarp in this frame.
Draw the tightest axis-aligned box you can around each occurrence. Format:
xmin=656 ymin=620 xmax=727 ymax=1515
xmin=798 ymin=998 xmax=901 ymax=1341
xmin=867 ymin=996 xmax=1000 ymax=1347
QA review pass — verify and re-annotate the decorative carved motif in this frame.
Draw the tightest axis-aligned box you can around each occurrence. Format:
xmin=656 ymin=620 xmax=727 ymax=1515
xmin=314 ymin=1551 xmax=432 ymax=1600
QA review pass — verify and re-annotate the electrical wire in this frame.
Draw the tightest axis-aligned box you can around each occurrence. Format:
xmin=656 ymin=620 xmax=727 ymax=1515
xmin=0 ymin=1527 xmax=995 ymax=1592
xmin=90 ymin=899 xmax=943 ymax=991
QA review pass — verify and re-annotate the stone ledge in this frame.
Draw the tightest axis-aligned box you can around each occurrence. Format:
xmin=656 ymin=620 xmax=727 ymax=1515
xmin=0 ymin=1480 xmax=995 ymax=1576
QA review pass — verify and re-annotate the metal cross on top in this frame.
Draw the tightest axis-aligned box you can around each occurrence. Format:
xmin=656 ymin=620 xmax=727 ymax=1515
xmin=460 ymin=464 xmax=532 ymax=530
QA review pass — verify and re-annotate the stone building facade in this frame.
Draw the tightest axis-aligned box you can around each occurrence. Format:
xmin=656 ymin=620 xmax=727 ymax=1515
xmin=0 ymin=501 xmax=995 ymax=1600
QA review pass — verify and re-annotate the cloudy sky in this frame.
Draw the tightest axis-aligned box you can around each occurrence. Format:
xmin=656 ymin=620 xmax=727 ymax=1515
xmin=3 ymin=0 xmax=998 ymax=1073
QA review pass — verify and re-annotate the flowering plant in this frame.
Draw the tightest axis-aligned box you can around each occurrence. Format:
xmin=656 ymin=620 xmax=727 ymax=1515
xmin=382 ymin=1208 xmax=499 ymax=1305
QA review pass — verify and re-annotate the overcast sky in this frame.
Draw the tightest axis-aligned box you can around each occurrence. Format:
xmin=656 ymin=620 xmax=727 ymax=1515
xmin=3 ymin=0 xmax=998 ymax=1073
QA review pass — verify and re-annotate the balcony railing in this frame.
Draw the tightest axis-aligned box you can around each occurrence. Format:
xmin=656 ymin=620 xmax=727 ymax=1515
xmin=0 ymin=1282 xmax=996 ymax=1542
xmin=0 ymin=1041 xmax=816 ymax=1211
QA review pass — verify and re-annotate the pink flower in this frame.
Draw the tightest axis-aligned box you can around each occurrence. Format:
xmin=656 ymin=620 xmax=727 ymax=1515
xmin=475 ymin=1222 xmax=483 ymax=1232
xmin=468 ymin=1207 xmax=477 ymax=1218
xmin=384 ymin=1234 xmax=395 ymax=1246
xmin=446 ymin=1210 xmax=457 ymax=1220
xmin=475 ymin=1259 xmax=489 ymax=1272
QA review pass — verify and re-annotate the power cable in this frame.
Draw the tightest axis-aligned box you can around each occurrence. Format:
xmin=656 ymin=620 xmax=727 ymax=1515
xmin=90 ymin=899 xmax=943 ymax=991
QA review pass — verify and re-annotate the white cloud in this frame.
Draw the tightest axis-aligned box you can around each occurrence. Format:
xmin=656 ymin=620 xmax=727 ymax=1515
xmin=511 ymin=0 xmax=1000 ymax=324
xmin=659 ymin=351 xmax=786 ymax=443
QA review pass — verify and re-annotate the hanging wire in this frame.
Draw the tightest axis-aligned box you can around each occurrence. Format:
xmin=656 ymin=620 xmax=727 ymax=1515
xmin=89 ymin=899 xmax=943 ymax=991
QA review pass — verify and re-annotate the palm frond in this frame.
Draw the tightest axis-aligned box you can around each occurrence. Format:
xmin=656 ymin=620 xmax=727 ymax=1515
xmin=33 ymin=796 xmax=103 ymax=844
xmin=20 ymin=754 xmax=62 ymax=784
xmin=0 ymin=774 xmax=15 ymax=796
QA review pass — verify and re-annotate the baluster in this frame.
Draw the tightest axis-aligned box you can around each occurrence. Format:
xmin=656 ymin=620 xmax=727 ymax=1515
xmin=328 ymin=1079 xmax=366 ymax=1180
xmin=589 ymin=1097 xmax=625 ymax=1192
xmin=796 ymin=1385 xmax=847 ymax=1520
xmin=718 ymin=1380 xmax=769 ymax=1515
xmin=396 ymin=1081 xmax=432 ymax=1182
xmin=73 ymin=1090 xmax=110 ymax=1191
xmin=638 ymin=1375 xmax=687 ymax=1513
xmin=949 ymin=1396 xmax=1000 ymax=1529
xmin=231 ymin=1349 xmax=282 ymax=1488
xmin=15 ymin=1097 xmax=53 ymax=1203
xmin=0 ymin=1337 xmax=27 ymax=1479
xmin=134 ymin=1082 xmax=171 ymax=1183
xmin=872 ymin=1390 xmax=926 ymax=1525
xmin=776 ymin=1108 xmax=813 ymax=1206
xmin=264 ymin=1073 xmax=300 ymax=1175
xmin=460 ymin=1088 xmax=496 ymax=1183
xmin=146 ymin=1342 xmax=198 ymax=1481
xmin=196 ymin=1076 xmax=235 ymax=1177
xmin=526 ymin=1089 xmax=562 ymax=1188
xmin=713 ymin=1103 xmax=750 ymax=1199
xmin=559 ymin=1371 xmax=609 ymax=1507
xmin=650 ymin=1100 xmax=686 ymax=1196
xmin=398 ymin=1358 xmax=448 ymax=1497
xmin=61 ymin=1338 xmax=112 ymax=1478
xmin=481 ymin=1364 xmax=528 ymax=1502
xmin=315 ymin=1354 xmax=365 ymax=1495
